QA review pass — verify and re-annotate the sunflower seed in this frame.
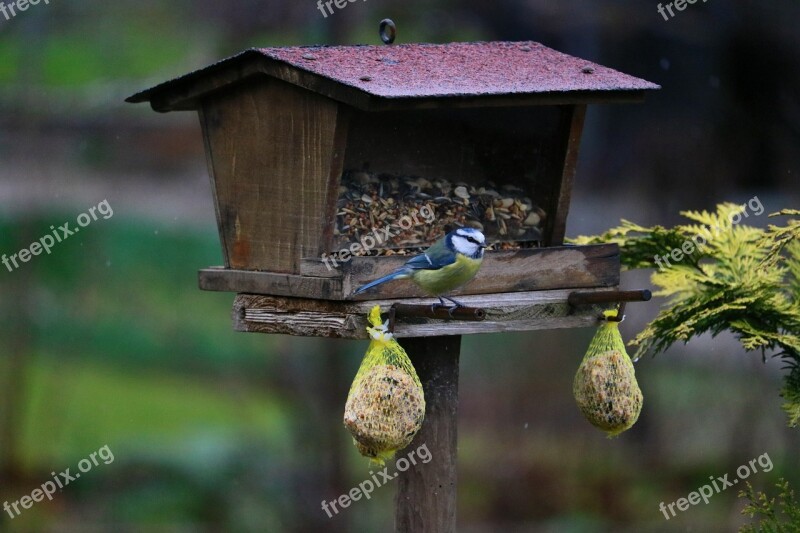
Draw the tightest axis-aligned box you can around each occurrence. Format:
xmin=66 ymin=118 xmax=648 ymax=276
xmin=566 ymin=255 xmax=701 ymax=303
xmin=524 ymin=212 xmax=541 ymax=226
xmin=454 ymin=186 xmax=470 ymax=199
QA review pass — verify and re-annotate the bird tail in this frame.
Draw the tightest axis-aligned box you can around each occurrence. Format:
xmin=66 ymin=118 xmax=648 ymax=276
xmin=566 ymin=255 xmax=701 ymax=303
xmin=353 ymin=268 xmax=412 ymax=295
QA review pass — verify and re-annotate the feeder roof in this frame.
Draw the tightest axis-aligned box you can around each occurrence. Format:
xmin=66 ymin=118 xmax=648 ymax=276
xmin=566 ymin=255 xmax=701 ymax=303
xmin=128 ymin=41 xmax=659 ymax=112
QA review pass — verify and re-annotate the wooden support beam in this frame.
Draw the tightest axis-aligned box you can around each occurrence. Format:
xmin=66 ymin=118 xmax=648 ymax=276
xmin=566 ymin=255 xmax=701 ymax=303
xmin=395 ymin=336 xmax=460 ymax=533
xmin=545 ymin=104 xmax=586 ymax=246
xmin=231 ymin=288 xmax=618 ymax=339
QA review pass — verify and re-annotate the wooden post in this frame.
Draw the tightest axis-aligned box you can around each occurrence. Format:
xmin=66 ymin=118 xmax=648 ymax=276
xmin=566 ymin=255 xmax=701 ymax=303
xmin=395 ymin=336 xmax=460 ymax=533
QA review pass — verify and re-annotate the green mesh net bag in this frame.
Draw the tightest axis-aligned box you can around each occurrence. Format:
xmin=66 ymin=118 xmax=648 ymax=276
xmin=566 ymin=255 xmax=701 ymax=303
xmin=344 ymin=306 xmax=425 ymax=465
xmin=573 ymin=310 xmax=643 ymax=437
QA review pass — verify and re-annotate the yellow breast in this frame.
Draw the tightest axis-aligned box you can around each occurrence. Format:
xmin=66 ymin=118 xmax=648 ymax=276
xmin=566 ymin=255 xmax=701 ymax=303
xmin=410 ymin=254 xmax=483 ymax=296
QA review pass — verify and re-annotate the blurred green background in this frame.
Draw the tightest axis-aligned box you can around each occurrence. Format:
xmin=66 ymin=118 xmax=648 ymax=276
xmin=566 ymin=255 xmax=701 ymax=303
xmin=0 ymin=0 xmax=799 ymax=531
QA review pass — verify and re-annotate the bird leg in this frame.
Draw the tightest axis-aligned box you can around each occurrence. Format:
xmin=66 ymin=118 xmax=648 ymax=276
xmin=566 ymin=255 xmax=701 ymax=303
xmin=441 ymin=296 xmax=465 ymax=308
xmin=430 ymin=296 xmax=465 ymax=318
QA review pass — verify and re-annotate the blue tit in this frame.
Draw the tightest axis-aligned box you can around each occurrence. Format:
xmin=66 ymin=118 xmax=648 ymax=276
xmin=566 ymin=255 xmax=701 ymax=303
xmin=353 ymin=227 xmax=486 ymax=307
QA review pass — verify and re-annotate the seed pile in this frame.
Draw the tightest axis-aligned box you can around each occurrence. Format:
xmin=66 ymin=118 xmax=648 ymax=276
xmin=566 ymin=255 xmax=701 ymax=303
xmin=335 ymin=170 xmax=546 ymax=255
xmin=573 ymin=311 xmax=643 ymax=437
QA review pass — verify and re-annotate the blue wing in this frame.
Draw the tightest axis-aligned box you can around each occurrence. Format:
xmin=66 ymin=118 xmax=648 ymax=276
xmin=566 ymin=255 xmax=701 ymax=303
xmin=404 ymin=239 xmax=456 ymax=271
xmin=353 ymin=238 xmax=456 ymax=294
xmin=352 ymin=269 xmax=412 ymax=294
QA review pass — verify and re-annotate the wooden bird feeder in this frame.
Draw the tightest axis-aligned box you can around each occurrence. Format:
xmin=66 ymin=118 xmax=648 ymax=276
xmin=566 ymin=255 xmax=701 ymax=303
xmin=128 ymin=30 xmax=658 ymax=532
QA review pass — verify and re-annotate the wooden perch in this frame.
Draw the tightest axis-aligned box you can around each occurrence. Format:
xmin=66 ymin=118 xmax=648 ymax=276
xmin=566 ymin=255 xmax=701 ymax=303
xmin=232 ymin=288 xmax=618 ymax=339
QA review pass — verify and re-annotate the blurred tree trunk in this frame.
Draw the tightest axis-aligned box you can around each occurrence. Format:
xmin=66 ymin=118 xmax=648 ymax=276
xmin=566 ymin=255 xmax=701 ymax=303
xmin=0 ymin=222 xmax=35 ymax=486
xmin=0 ymin=12 xmax=43 ymax=485
xmin=274 ymin=337 xmax=353 ymax=531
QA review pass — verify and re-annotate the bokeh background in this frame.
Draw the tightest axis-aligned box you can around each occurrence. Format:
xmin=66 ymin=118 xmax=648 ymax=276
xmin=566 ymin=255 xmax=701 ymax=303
xmin=1 ymin=0 xmax=799 ymax=531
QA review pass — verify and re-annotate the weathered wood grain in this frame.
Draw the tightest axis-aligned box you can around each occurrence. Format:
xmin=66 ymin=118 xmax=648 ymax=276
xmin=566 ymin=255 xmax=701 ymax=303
xmin=199 ymin=267 xmax=343 ymax=300
xmin=206 ymin=244 xmax=617 ymax=300
xmin=231 ymin=288 xmax=617 ymax=339
xmin=205 ymin=244 xmax=618 ymax=300
xmin=395 ymin=336 xmax=459 ymax=533
xmin=200 ymin=78 xmax=343 ymax=273
xmin=195 ymin=75 xmax=599 ymax=278
xmin=305 ymin=243 xmax=619 ymax=299
xmin=319 ymin=107 xmax=351 ymax=255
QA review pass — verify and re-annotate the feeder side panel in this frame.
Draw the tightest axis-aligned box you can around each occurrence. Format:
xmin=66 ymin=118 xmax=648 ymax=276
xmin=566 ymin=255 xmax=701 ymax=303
xmin=199 ymin=78 xmax=342 ymax=273
xmin=540 ymin=105 xmax=586 ymax=246
xmin=552 ymin=104 xmax=587 ymax=245
xmin=199 ymin=107 xmax=231 ymax=268
xmin=318 ymin=106 xmax=352 ymax=257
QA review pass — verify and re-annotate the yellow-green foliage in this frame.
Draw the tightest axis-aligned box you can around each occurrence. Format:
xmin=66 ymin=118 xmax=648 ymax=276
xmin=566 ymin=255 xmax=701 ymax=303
xmin=572 ymin=206 xmax=800 ymax=427
xmin=739 ymin=478 xmax=800 ymax=532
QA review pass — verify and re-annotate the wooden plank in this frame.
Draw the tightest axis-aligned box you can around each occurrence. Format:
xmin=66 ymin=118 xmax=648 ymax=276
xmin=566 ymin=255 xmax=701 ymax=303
xmin=209 ymin=244 xmax=619 ymax=300
xmin=395 ymin=337 xmax=459 ymax=533
xmin=546 ymin=104 xmax=586 ymax=246
xmin=199 ymin=77 xmax=341 ymax=273
xmin=199 ymin=108 xmax=231 ymax=268
xmin=300 ymin=258 xmax=343 ymax=278
xmin=199 ymin=268 xmax=343 ymax=300
xmin=301 ymin=244 xmax=619 ymax=280
xmin=231 ymin=288 xmax=617 ymax=339
xmin=344 ymin=244 xmax=617 ymax=299
xmin=318 ymin=107 xmax=351 ymax=256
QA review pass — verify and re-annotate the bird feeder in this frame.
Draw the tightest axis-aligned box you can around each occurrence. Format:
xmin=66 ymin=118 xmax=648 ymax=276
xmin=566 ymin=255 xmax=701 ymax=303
xmin=128 ymin=30 xmax=658 ymax=532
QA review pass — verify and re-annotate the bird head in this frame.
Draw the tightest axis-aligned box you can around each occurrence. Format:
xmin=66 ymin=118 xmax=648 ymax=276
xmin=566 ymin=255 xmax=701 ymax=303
xmin=447 ymin=227 xmax=486 ymax=259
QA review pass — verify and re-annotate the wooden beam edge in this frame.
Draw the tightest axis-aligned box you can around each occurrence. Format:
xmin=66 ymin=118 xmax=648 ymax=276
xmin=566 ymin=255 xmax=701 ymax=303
xmin=200 ymin=242 xmax=621 ymax=300
xmin=231 ymin=288 xmax=618 ymax=339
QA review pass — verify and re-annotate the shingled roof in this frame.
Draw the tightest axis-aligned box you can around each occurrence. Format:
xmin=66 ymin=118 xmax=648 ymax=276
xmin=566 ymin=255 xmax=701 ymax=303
xmin=128 ymin=41 xmax=659 ymax=112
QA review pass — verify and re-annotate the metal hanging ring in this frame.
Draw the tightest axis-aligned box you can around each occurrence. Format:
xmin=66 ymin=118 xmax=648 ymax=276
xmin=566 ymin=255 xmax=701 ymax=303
xmin=380 ymin=19 xmax=396 ymax=45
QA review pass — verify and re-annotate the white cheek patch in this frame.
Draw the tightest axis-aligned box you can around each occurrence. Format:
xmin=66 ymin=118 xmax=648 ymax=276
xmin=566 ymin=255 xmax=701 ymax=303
xmin=451 ymin=237 xmax=470 ymax=255
xmin=452 ymin=230 xmax=486 ymax=257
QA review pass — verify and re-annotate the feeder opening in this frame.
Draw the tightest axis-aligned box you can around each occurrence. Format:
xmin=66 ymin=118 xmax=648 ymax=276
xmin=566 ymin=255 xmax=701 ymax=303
xmin=332 ymin=105 xmax=566 ymax=256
